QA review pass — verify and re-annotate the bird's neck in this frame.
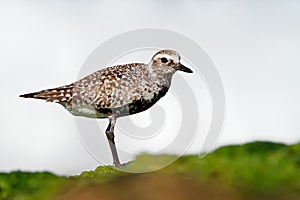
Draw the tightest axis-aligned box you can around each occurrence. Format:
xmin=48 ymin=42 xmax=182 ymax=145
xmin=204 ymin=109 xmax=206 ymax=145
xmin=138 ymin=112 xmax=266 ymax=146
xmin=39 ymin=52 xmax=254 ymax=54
xmin=144 ymin=63 xmax=175 ymax=88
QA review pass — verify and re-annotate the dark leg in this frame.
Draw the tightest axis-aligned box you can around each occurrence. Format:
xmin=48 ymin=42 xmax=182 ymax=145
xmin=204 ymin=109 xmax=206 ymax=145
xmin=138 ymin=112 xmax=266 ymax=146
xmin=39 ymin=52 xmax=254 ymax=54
xmin=105 ymin=115 xmax=121 ymax=167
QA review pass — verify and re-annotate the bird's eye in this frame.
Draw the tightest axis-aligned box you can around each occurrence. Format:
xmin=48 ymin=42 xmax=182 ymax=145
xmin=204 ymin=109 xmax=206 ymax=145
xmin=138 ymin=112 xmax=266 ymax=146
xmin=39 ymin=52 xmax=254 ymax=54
xmin=160 ymin=57 xmax=168 ymax=63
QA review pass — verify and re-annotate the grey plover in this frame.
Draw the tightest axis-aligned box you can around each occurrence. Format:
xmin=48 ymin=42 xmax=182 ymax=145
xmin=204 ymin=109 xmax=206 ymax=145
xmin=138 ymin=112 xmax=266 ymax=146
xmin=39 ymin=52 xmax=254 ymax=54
xmin=20 ymin=49 xmax=193 ymax=167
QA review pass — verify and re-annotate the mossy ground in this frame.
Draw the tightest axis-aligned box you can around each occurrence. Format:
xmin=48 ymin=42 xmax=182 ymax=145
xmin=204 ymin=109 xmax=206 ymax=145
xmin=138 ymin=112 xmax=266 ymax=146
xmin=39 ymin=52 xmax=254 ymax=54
xmin=1 ymin=141 xmax=300 ymax=200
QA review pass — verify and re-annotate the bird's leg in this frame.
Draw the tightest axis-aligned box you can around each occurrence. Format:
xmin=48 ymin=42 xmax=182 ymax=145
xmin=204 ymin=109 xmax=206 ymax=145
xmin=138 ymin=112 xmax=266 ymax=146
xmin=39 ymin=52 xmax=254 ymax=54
xmin=105 ymin=115 xmax=121 ymax=167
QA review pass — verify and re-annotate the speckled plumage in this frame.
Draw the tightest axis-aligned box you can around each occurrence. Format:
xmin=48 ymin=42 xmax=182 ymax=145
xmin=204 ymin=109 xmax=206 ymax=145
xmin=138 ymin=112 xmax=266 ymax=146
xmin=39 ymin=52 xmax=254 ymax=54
xmin=20 ymin=49 xmax=193 ymax=166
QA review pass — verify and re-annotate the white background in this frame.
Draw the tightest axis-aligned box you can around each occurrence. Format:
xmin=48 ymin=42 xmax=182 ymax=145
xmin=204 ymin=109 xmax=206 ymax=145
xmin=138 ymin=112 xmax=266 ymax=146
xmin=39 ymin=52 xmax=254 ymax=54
xmin=0 ymin=0 xmax=299 ymax=175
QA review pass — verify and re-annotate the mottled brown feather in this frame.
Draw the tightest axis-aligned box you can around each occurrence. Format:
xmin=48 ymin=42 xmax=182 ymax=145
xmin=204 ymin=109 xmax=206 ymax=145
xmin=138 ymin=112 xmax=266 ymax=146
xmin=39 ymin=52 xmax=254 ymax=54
xmin=20 ymin=50 xmax=186 ymax=118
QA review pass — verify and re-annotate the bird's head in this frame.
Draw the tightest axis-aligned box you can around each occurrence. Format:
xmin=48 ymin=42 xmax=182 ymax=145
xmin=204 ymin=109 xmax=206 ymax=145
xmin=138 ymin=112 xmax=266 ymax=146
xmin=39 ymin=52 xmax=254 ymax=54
xmin=150 ymin=49 xmax=193 ymax=74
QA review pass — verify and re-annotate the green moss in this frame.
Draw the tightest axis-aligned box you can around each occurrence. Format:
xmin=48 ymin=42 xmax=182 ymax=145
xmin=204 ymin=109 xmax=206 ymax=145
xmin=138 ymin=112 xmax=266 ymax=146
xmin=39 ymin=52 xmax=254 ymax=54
xmin=1 ymin=141 xmax=300 ymax=199
xmin=0 ymin=171 xmax=68 ymax=200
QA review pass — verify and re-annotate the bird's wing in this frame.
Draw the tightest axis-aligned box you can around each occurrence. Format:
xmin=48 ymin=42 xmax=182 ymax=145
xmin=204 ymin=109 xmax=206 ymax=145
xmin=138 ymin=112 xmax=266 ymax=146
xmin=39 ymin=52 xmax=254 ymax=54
xmin=72 ymin=63 xmax=147 ymax=108
xmin=20 ymin=63 xmax=148 ymax=109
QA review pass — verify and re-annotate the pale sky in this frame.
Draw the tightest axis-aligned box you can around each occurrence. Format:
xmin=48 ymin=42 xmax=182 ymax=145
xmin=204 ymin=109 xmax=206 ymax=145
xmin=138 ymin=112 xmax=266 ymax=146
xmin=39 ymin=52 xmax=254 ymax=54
xmin=0 ymin=0 xmax=299 ymax=175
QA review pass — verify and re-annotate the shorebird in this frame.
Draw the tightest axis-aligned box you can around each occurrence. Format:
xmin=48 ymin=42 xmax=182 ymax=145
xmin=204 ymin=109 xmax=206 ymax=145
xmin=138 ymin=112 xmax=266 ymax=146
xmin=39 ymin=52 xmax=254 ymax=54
xmin=20 ymin=49 xmax=193 ymax=167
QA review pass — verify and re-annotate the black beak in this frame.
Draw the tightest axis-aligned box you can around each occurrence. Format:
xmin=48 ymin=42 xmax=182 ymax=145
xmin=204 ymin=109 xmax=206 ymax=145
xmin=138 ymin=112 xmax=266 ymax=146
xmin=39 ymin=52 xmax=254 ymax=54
xmin=177 ymin=63 xmax=193 ymax=73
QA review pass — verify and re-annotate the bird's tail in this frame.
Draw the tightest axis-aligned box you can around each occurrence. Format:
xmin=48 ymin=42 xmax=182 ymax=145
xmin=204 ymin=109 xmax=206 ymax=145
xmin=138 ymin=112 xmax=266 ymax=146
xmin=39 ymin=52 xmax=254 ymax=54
xmin=20 ymin=84 xmax=73 ymax=103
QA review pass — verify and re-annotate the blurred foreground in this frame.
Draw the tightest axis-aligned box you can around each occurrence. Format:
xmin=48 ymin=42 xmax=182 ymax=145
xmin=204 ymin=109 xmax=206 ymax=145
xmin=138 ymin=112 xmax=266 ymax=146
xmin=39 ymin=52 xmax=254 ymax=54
xmin=1 ymin=141 xmax=300 ymax=200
